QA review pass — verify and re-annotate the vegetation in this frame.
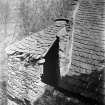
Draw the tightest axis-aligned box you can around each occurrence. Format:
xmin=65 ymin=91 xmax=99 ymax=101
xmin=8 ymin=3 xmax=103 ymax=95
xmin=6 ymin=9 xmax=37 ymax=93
xmin=18 ymin=0 xmax=78 ymax=36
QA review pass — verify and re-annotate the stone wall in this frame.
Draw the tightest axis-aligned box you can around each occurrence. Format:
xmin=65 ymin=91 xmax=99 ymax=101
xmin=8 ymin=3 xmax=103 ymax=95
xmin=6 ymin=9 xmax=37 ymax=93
xmin=7 ymin=55 xmax=46 ymax=105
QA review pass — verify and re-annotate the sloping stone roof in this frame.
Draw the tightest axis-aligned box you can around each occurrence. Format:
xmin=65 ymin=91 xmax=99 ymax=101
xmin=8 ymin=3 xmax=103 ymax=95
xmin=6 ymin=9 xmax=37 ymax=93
xmin=5 ymin=20 xmax=67 ymax=57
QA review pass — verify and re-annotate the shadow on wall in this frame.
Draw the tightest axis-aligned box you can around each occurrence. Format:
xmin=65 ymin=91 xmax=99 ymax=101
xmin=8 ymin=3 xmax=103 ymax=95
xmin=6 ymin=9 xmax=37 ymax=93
xmin=59 ymin=69 xmax=104 ymax=105
xmin=41 ymin=36 xmax=60 ymax=87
